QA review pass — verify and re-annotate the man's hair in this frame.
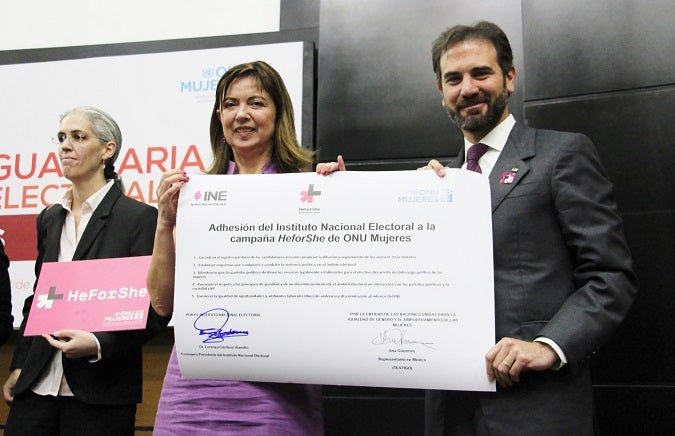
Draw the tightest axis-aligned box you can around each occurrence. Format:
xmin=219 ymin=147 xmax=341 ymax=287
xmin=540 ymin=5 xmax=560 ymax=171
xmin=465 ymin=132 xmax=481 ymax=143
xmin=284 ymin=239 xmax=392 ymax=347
xmin=432 ymin=20 xmax=513 ymax=84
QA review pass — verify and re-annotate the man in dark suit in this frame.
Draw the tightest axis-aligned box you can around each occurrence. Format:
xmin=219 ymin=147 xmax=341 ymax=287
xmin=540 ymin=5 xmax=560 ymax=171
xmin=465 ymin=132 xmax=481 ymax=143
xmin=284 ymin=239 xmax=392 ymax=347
xmin=2 ymin=107 xmax=170 ymax=435
xmin=422 ymin=21 xmax=638 ymax=435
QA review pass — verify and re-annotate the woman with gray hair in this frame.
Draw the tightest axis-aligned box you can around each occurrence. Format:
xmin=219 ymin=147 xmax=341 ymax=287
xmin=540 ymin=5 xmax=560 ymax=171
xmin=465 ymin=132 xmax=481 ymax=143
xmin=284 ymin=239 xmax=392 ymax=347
xmin=65 ymin=106 xmax=124 ymax=187
xmin=3 ymin=106 xmax=170 ymax=435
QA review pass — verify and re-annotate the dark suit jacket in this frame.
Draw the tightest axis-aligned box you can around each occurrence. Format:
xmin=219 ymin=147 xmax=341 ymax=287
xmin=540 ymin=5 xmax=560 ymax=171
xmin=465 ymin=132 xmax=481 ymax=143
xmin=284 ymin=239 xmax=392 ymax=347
xmin=10 ymin=184 xmax=170 ymax=405
xmin=425 ymin=122 xmax=638 ymax=436
xmin=0 ymin=240 xmax=13 ymax=346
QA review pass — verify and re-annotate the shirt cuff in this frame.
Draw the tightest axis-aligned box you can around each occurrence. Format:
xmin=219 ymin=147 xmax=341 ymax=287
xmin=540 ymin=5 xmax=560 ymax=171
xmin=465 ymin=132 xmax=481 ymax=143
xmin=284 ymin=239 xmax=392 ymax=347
xmin=89 ymin=333 xmax=102 ymax=363
xmin=534 ymin=337 xmax=567 ymax=370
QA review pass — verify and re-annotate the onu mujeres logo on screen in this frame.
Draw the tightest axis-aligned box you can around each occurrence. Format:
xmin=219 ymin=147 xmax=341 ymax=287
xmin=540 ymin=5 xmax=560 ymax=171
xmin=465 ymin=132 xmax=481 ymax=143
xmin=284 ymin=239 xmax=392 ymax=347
xmin=180 ymin=65 xmax=233 ymax=94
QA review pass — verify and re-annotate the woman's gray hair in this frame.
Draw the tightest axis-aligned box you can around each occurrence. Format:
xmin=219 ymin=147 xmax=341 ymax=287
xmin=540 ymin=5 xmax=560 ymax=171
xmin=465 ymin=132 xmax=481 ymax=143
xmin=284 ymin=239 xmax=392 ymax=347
xmin=60 ymin=106 xmax=123 ymax=182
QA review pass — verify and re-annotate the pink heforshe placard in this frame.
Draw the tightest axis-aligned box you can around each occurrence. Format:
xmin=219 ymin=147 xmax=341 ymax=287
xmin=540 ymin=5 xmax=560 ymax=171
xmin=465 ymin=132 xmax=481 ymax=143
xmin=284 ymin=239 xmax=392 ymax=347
xmin=24 ymin=256 xmax=152 ymax=335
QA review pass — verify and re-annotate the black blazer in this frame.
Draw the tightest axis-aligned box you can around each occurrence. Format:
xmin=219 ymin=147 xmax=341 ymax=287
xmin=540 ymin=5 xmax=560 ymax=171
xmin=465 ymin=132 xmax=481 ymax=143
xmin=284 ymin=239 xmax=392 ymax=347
xmin=10 ymin=184 xmax=170 ymax=405
xmin=0 ymin=240 xmax=13 ymax=347
xmin=425 ymin=123 xmax=638 ymax=435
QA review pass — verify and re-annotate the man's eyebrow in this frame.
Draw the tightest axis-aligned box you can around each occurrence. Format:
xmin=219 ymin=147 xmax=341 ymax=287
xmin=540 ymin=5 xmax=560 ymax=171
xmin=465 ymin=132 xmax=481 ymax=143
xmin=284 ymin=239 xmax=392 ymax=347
xmin=443 ymin=65 xmax=495 ymax=78
xmin=443 ymin=70 xmax=461 ymax=79
xmin=471 ymin=66 xmax=495 ymax=74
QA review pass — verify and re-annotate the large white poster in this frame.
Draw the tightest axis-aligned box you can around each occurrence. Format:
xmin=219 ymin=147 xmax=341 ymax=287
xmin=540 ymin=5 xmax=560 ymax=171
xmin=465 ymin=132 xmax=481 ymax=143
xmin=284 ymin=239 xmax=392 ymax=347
xmin=173 ymin=170 xmax=496 ymax=391
xmin=0 ymin=41 xmax=306 ymax=326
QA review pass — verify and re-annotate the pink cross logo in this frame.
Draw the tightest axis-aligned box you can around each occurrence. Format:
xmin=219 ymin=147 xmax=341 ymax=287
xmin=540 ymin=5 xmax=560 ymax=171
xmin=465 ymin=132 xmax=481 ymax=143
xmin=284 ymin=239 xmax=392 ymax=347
xmin=300 ymin=184 xmax=321 ymax=203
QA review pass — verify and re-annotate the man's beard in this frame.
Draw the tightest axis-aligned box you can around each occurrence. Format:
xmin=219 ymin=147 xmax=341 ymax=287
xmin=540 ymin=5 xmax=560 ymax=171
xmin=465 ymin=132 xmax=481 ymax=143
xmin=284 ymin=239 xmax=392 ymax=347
xmin=446 ymin=84 xmax=509 ymax=134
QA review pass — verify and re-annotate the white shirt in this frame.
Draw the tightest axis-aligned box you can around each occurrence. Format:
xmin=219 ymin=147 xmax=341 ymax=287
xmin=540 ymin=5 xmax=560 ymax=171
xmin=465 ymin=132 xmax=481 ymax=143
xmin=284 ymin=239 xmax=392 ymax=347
xmin=31 ymin=181 xmax=113 ymax=396
xmin=462 ymin=114 xmax=568 ymax=369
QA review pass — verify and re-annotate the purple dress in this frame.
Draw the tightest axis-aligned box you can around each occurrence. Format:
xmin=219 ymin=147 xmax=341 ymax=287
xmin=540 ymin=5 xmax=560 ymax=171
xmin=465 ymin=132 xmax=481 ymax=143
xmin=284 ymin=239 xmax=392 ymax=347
xmin=153 ymin=162 xmax=323 ymax=435
xmin=153 ymin=346 xmax=323 ymax=435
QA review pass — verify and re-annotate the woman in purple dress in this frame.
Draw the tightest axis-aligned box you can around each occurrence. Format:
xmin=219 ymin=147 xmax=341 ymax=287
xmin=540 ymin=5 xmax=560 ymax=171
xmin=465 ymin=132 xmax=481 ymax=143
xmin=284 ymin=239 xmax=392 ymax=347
xmin=147 ymin=61 xmax=325 ymax=435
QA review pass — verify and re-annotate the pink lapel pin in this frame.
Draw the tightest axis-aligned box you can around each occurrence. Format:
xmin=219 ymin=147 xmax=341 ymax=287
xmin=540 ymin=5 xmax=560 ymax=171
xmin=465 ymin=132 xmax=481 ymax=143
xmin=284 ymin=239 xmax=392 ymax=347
xmin=500 ymin=172 xmax=516 ymax=184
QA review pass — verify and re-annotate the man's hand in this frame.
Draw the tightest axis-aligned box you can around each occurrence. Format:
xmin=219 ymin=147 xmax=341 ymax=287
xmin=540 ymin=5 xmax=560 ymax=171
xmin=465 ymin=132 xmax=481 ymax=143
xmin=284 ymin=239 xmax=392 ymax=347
xmin=485 ymin=337 xmax=558 ymax=387
xmin=417 ymin=159 xmax=446 ymax=177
